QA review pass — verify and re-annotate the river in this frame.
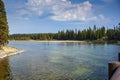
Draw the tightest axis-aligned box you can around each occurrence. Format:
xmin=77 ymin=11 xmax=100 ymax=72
xmin=0 ymin=41 xmax=120 ymax=80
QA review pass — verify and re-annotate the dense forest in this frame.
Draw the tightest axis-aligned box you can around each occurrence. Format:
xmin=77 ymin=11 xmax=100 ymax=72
xmin=0 ymin=0 xmax=9 ymax=46
xmin=10 ymin=23 xmax=120 ymax=41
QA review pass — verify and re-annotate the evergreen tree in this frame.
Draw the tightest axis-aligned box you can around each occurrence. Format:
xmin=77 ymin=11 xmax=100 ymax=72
xmin=9 ymin=23 xmax=120 ymax=41
xmin=0 ymin=0 xmax=9 ymax=46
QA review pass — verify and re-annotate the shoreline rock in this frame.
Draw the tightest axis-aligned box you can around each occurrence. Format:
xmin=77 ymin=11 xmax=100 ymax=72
xmin=0 ymin=46 xmax=25 ymax=59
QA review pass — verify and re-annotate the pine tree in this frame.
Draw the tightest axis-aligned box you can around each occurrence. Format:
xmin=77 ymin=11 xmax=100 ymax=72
xmin=0 ymin=0 xmax=9 ymax=46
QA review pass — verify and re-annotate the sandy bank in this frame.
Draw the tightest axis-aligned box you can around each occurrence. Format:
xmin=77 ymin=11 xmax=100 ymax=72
xmin=10 ymin=40 xmax=85 ymax=43
xmin=0 ymin=46 xmax=24 ymax=59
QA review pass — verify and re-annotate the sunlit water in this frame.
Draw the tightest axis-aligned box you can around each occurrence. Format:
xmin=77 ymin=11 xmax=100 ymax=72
xmin=0 ymin=41 xmax=120 ymax=80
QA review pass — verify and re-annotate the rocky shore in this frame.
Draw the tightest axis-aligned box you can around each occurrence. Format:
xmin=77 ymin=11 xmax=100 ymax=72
xmin=0 ymin=46 xmax=24 ymax=59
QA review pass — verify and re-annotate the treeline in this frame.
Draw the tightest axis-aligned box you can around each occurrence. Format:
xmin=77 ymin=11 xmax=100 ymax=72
xmin=0 ymin=0 xmax=9 ymax=46
xmin=10 ymin=23 xmax=120 ymax=41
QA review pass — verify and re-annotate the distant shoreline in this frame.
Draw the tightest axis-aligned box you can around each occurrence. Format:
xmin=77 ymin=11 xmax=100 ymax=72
xmin=9 ymin=40 xmax=120 ymax=44
xmin=10 ymin=40 xmax=86 ymax=43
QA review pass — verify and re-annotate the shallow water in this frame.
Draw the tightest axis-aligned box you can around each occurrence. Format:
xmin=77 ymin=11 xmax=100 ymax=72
xmin=0 ymin=41 xmax=120 ymax=80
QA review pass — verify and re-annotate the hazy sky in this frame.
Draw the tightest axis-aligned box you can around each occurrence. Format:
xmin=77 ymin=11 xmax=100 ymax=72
xmin=4 ymin=0 xmax=120 ymax=34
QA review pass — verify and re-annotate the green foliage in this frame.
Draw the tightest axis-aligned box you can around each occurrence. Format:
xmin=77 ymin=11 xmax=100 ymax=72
xmin=0 ymin=0 xmax=9 ymax=46
xmin=9 ymin=23 xmax=120 ymax=41
xmin=107 ymin=23 xmax=120 ymax=40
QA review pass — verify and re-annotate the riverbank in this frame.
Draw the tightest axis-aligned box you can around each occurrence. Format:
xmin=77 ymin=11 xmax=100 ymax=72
xmin=10 ymin=40 xmax=86 ymax=43
xmin=0 ymin=46 xmax=24 ymax=59
xmin=10 ymin=40 xmax=120 ymax=44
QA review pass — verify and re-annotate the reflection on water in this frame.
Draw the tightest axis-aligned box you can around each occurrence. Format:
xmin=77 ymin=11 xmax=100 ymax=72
xmin=0 ymin=42 xmax=120 ymax=80
xmin=0 ymin=58 xmax=11 ymax=80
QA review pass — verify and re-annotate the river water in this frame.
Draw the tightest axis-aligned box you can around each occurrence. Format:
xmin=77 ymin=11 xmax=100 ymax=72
xmin=0 ymin=41 xmax=120 ymax=80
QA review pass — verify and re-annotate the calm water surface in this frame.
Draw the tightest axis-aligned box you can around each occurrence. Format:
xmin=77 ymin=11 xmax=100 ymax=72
xmin=0 ymin=41 xmax=120 ymax=80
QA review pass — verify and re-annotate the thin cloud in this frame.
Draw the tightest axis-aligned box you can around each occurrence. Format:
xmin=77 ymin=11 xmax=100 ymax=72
xmin=17 ymin=0 xmax=107 ymax=22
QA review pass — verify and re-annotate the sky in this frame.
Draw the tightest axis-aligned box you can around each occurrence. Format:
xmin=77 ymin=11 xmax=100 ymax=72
xmin=3 ymin=0 xmax=120 ymax=34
